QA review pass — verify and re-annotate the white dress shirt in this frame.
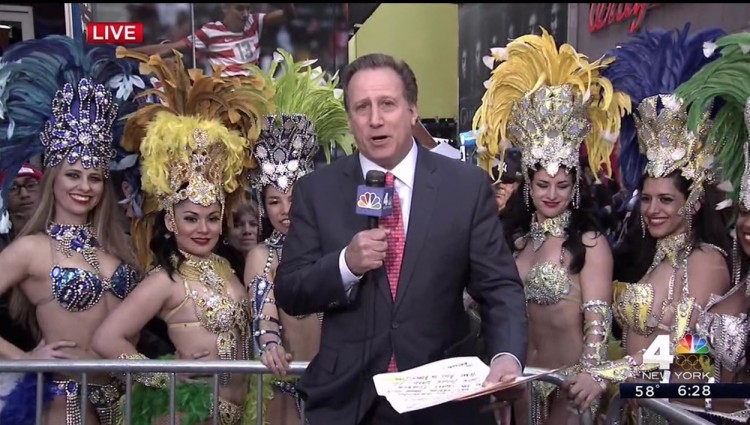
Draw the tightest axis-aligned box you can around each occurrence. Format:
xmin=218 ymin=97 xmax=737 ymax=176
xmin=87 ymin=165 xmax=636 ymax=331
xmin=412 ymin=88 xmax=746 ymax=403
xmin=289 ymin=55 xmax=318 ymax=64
xmin=336 ymin=141 xmax=521 ymax=370
xmin=338 ymin=140 xmax=418 ymax=285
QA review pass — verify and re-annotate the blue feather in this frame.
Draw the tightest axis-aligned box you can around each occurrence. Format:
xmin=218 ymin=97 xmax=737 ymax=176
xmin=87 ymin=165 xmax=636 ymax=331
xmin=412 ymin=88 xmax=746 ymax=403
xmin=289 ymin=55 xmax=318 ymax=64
xmin=602 ymin=23 xmax=725 ymax=191
xmin=0 ymin=373 xmax=55 ymax=425
xmin=0 ymin=36 xmax=152 ymax=218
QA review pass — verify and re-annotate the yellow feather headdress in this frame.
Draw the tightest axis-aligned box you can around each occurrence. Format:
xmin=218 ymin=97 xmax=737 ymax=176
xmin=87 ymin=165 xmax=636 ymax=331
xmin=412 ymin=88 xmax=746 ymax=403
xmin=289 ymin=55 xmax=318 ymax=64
xmin=473 ymin=29 xmax=631 ymax=186
xmin=116 ymin=48 xmax=274 ymax=268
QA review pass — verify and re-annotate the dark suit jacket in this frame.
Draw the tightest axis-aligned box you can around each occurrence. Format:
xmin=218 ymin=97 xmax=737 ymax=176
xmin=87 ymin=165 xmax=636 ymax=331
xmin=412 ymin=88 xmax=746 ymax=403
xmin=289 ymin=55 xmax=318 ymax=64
xmin=275 ymin=146 xmax=527 ymax=425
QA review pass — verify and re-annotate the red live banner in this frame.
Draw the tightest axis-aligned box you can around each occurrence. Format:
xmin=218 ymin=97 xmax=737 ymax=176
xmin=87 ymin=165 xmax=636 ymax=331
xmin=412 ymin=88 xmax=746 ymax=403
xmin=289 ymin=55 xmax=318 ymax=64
xmin=87 ymin=22 xmax=144 ymax=44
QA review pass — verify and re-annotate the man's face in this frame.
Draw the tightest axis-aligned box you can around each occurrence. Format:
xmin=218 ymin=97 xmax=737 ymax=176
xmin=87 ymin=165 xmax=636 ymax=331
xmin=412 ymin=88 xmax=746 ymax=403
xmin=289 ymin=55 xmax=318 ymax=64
xmin=346 ymin=67 xmax=417 ymax=170
xmin=8 ymin=176 xmax=41 ymax=220
xmin=494 ymin=181 xmax=520 ymax=213
xmin=222 ymin=3 xmax=251 ymax=32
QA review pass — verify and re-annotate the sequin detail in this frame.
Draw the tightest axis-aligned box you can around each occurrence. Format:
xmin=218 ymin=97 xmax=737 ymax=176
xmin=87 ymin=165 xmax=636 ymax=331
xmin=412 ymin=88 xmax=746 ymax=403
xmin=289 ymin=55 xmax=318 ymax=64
xmin=524 ymin=261 xmax=572 ymax=305
xmin=50 ymin=263 xmax=137 ymax=312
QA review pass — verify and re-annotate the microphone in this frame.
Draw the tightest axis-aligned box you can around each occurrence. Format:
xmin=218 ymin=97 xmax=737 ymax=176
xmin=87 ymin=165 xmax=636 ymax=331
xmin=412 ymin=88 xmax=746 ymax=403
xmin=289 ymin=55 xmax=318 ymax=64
xmin=356 ymin=170 xmax=394 ymax=229
xmin=352 ymin=170 xmax=394 ymax=424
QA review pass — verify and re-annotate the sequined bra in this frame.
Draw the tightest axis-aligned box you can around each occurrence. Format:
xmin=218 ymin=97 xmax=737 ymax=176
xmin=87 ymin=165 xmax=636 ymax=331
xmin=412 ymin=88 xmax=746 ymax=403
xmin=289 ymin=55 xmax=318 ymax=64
xmin=39 ymin=223 xmax=138 ymax=312
xmin=522 ymin=211 xmax=579 ymax=305
xmin=696 ymin=282 xmax=750 ymax=373
xmin=612 ymin=234 xmax=726 ymax=351
xmin=163 ymin=252 xmax=251 ymax=385
xmin=524 ymin=255 xmax=579 ymax=305
xmin=47 ymin=263 xmax=139 ymax=312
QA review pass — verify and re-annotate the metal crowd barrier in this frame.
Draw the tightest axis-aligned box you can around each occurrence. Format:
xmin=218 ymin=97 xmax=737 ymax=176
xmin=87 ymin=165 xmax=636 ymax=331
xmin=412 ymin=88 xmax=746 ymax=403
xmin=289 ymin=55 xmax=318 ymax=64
xmin=3 ymin=361 xmax=716 ymax=425
xmin=604 ymin=389 xmax=718 ymax=425
xmin=638 ymin=399 xmax=716 ymax=425
xmin=0 ymin=359 xmax=309 ymax=425
xmin=524 ymin=367 xmax=594 ymax=425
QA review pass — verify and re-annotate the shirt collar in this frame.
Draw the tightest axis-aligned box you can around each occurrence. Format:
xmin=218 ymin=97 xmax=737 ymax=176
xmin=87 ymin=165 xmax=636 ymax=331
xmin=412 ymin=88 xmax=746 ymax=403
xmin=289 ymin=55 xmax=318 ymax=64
xmin=359 ymin=139 xmax=418 ymax=189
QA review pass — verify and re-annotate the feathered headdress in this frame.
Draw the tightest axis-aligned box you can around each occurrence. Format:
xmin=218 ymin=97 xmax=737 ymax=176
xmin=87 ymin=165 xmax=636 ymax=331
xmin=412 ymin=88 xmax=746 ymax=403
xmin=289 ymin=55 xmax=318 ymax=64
xmin=0 ymin=36 xmax=152 ymax=220
xmin=473 ymin=28 xmax=630 ymax=204
xmin=116 ymin=48 xmax=273 ymax=268
xmin=675 ymin=32 xmax=750 ymax=210
xmin=602 ymin=23 xmax=725 ymax=196
xmin=87 ymin=43 xmax=154 ymax=218
xmin=247 ymin=49 xmax=354 ymax=216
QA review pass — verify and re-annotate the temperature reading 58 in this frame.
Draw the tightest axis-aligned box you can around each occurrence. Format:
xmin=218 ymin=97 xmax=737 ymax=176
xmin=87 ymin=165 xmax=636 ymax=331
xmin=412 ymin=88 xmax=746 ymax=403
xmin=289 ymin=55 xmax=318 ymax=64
xmin=635 ymin=385 xmax=655 ymax=398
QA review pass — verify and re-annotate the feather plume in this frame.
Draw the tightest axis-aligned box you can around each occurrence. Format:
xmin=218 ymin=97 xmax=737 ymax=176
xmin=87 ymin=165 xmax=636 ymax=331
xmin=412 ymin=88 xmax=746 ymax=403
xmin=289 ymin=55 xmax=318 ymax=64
xmin=253 ymin=49 xmax=355 ymax=162
xmin=0 ymin=36 xmax=153 ymax=217
xmin=472 ymin=28 xmax=630 ymax=179
xmin=676 ymin=32 xmax=750 ymax=203
xmin=602 ymin=23 xmax=726 ymax=191
xmin=116 ymin=48 xmax=273 ymax=269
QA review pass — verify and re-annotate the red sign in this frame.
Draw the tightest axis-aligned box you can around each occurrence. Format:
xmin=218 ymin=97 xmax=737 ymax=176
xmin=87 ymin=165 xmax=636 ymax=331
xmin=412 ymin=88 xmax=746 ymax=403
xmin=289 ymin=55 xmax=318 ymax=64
xmin=588 ymin=3 xmax=661 ymax=34
xmin=86 ymin=22 xmax=144 ymax=44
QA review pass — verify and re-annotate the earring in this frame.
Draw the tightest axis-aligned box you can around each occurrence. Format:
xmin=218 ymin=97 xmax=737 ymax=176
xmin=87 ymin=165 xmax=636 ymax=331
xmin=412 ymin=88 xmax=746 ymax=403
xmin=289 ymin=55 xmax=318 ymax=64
xmin=523 ymin=176 xmax=530 ymax=210
xmin=640 ymin=214 xmax=646 ymax=239
xmin=223 ymin=238 xmax=229 ymax=245
xmin=167 ymin=206 xmax=179 ymax=236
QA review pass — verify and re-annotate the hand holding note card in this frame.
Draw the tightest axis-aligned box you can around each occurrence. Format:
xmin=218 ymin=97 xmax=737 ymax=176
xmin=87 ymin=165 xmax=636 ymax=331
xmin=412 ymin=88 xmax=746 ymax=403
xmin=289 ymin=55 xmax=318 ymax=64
xmin=372 ymin=357 xmax=560 ymax=414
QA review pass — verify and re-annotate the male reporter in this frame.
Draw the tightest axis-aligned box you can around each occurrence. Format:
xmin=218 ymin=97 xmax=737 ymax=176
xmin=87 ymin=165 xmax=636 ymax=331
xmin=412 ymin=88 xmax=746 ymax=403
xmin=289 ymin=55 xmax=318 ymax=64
xmin=274 ymin=53 xmax=527 ymax=425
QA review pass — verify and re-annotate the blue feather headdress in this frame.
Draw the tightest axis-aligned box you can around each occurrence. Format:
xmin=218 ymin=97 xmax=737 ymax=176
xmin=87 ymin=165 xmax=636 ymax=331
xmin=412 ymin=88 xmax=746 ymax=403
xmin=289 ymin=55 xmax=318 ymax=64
xmin=0 ymin=35 xmax=152 ymax=219
xmin=601 ymin=23 xmax=725 ymax=193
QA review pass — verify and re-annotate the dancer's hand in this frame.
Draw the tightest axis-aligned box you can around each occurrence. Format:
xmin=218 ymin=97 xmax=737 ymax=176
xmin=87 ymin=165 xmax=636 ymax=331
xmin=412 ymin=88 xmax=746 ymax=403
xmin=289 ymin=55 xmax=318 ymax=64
xmin=177 ymin=350 xmax=212 ymax=383
xmin=24 ymin=340 xmax=77 ymax=360
xmin=565 ymin=373 xmax=606 ymax=412
xmin=260 ymin=342 xmax=292 ymax=377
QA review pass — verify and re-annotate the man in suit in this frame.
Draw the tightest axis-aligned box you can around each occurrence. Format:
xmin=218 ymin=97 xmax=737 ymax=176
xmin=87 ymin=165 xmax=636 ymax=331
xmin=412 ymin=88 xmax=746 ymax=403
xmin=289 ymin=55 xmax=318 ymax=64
xmin=274 ymin=53 xmax=527 ymax=425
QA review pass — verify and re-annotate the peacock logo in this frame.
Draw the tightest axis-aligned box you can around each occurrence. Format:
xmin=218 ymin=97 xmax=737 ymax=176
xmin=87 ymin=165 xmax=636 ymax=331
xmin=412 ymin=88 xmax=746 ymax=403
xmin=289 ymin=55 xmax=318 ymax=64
xmin=676 ymin=334 xmax=710 ymax=354
xmin=357 ymin=192 xmax=382 ymax=210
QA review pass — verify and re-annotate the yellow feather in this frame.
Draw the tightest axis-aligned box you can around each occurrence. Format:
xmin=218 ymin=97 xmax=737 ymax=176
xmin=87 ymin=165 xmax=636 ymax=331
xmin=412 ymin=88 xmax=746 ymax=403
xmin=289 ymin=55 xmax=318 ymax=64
xmin=118 ymin=48 xmax=274 ymax=269
xmin=473 ymin=28 xmax=630 ymax=179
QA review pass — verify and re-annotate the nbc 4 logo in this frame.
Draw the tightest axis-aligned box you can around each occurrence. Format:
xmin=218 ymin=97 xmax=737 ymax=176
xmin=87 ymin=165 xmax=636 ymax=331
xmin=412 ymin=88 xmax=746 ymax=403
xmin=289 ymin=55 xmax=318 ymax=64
xmin=357 ymin=191 xmax=392 ymax=211
xmin=357 ymin=192 xmax=383 ymax=210
xmin=642 ymin=333 xmax=713 ymax=383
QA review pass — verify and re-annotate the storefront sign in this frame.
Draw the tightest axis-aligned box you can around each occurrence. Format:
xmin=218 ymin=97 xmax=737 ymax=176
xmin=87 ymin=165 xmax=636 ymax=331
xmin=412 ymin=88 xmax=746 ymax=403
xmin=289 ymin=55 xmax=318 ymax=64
xmin=588 ymin=3 xmax=661 ymax=34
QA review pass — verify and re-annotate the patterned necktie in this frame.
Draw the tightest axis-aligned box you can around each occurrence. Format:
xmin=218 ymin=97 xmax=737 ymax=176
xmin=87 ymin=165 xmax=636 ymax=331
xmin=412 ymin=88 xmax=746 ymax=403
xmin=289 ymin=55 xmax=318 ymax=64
xmin=382 ymin=171 xmax=405 ymax=372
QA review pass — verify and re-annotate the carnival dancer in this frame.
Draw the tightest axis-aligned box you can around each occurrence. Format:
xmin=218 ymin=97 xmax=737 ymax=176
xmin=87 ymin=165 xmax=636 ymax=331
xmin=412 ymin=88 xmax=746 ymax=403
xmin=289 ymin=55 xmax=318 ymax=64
xmin=0 ymin=35 xmax=149 ymax=425
xmin=472 ymin=28 xmax=630 ymax=425
xmin=91 ymin=48 xmax=273 ymax=425
xmin=245 ymin=48 xmax=354 ymax=425
xmin=672 ymin=30 xmax=750 ymax=422
xmin=579 ymin=24 xmax=732 ymax=425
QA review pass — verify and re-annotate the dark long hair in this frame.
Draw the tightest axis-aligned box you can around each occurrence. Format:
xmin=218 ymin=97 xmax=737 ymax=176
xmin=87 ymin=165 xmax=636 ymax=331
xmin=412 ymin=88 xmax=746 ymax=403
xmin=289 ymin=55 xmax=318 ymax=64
xmin=149 ymin=210 xmax=185 ymax=281
xmin=613 ymin=171 xmax=731 ymax=283
xmin=505 ymin=165 xmax=606 ymax=274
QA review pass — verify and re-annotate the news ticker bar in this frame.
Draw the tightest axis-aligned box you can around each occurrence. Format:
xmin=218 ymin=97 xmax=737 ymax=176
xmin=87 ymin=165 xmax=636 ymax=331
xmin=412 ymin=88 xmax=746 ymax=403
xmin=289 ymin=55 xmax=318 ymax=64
xmin=620 ymin=383 xmax=750 ymax=399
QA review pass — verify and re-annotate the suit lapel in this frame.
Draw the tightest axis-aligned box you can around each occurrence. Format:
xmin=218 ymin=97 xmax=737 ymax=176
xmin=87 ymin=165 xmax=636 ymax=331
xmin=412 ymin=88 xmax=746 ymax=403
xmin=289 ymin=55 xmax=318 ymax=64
xmin=395 ymin=148 xmax=438 ymax=310
xmin=340 ymin=155 xmax=392 ymax=302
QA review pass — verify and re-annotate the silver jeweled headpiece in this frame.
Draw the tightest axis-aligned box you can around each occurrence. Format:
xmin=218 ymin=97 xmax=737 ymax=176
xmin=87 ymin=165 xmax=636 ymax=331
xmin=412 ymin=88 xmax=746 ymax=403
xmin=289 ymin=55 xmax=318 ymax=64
xmin=41 ymin=78 xmax=118 ymax=176
xmin=251 ymin=114 xmax=319 ymax=194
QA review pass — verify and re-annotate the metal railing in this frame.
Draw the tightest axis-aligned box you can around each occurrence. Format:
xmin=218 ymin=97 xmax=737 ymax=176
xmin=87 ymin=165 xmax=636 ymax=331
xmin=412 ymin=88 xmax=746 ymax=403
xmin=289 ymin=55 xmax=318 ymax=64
xmin=7 ymin=361 xmax=713 ymax=425
xmin=524 ymin=367 xmax=593 ymax=425
xmin=638 ymin=399 xmax=717 ymax=425
xmin=0 ymin=359 xmax=309 ymax=425
xmin=603 ymin=388 xmax=719 ymax=425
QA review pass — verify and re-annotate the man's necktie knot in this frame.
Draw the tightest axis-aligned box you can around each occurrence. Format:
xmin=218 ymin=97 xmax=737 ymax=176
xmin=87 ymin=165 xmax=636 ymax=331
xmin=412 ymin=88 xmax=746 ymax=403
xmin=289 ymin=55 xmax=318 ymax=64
xmin=385 ymin=171 xmax=395 ymax=188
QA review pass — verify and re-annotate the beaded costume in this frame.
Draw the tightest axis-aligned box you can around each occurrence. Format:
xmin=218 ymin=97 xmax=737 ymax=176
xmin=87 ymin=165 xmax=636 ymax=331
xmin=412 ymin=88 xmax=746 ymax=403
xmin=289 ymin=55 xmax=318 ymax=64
xmin=0 ymin=36 xmax=150 ymax=425
xmin=675 ymin=31 xmax=750 ymax=422
xmin=113 ymin=47 xmax=272 ymax=425
xmin=583 ymin=24 xmax=726 ymax=425
xmin=473 ymin=29 xmax=629 ymax=424
xmin=247 ymin=49 xmax=354 ymax=423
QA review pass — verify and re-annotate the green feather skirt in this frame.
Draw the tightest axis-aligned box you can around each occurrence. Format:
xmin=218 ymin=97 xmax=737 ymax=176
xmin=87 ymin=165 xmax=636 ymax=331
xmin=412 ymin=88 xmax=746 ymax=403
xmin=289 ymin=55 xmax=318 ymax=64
xmin=115 ymin=371 xmax=274 ymax=425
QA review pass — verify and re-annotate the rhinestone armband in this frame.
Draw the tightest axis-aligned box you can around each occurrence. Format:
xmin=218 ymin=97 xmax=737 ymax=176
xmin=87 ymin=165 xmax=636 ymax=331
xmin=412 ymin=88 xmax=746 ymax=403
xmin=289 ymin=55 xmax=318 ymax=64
xmin=119 ymin=353 xmax=168 ymax=388
xmin=586 ymin=355 xmax=659 ymax=384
